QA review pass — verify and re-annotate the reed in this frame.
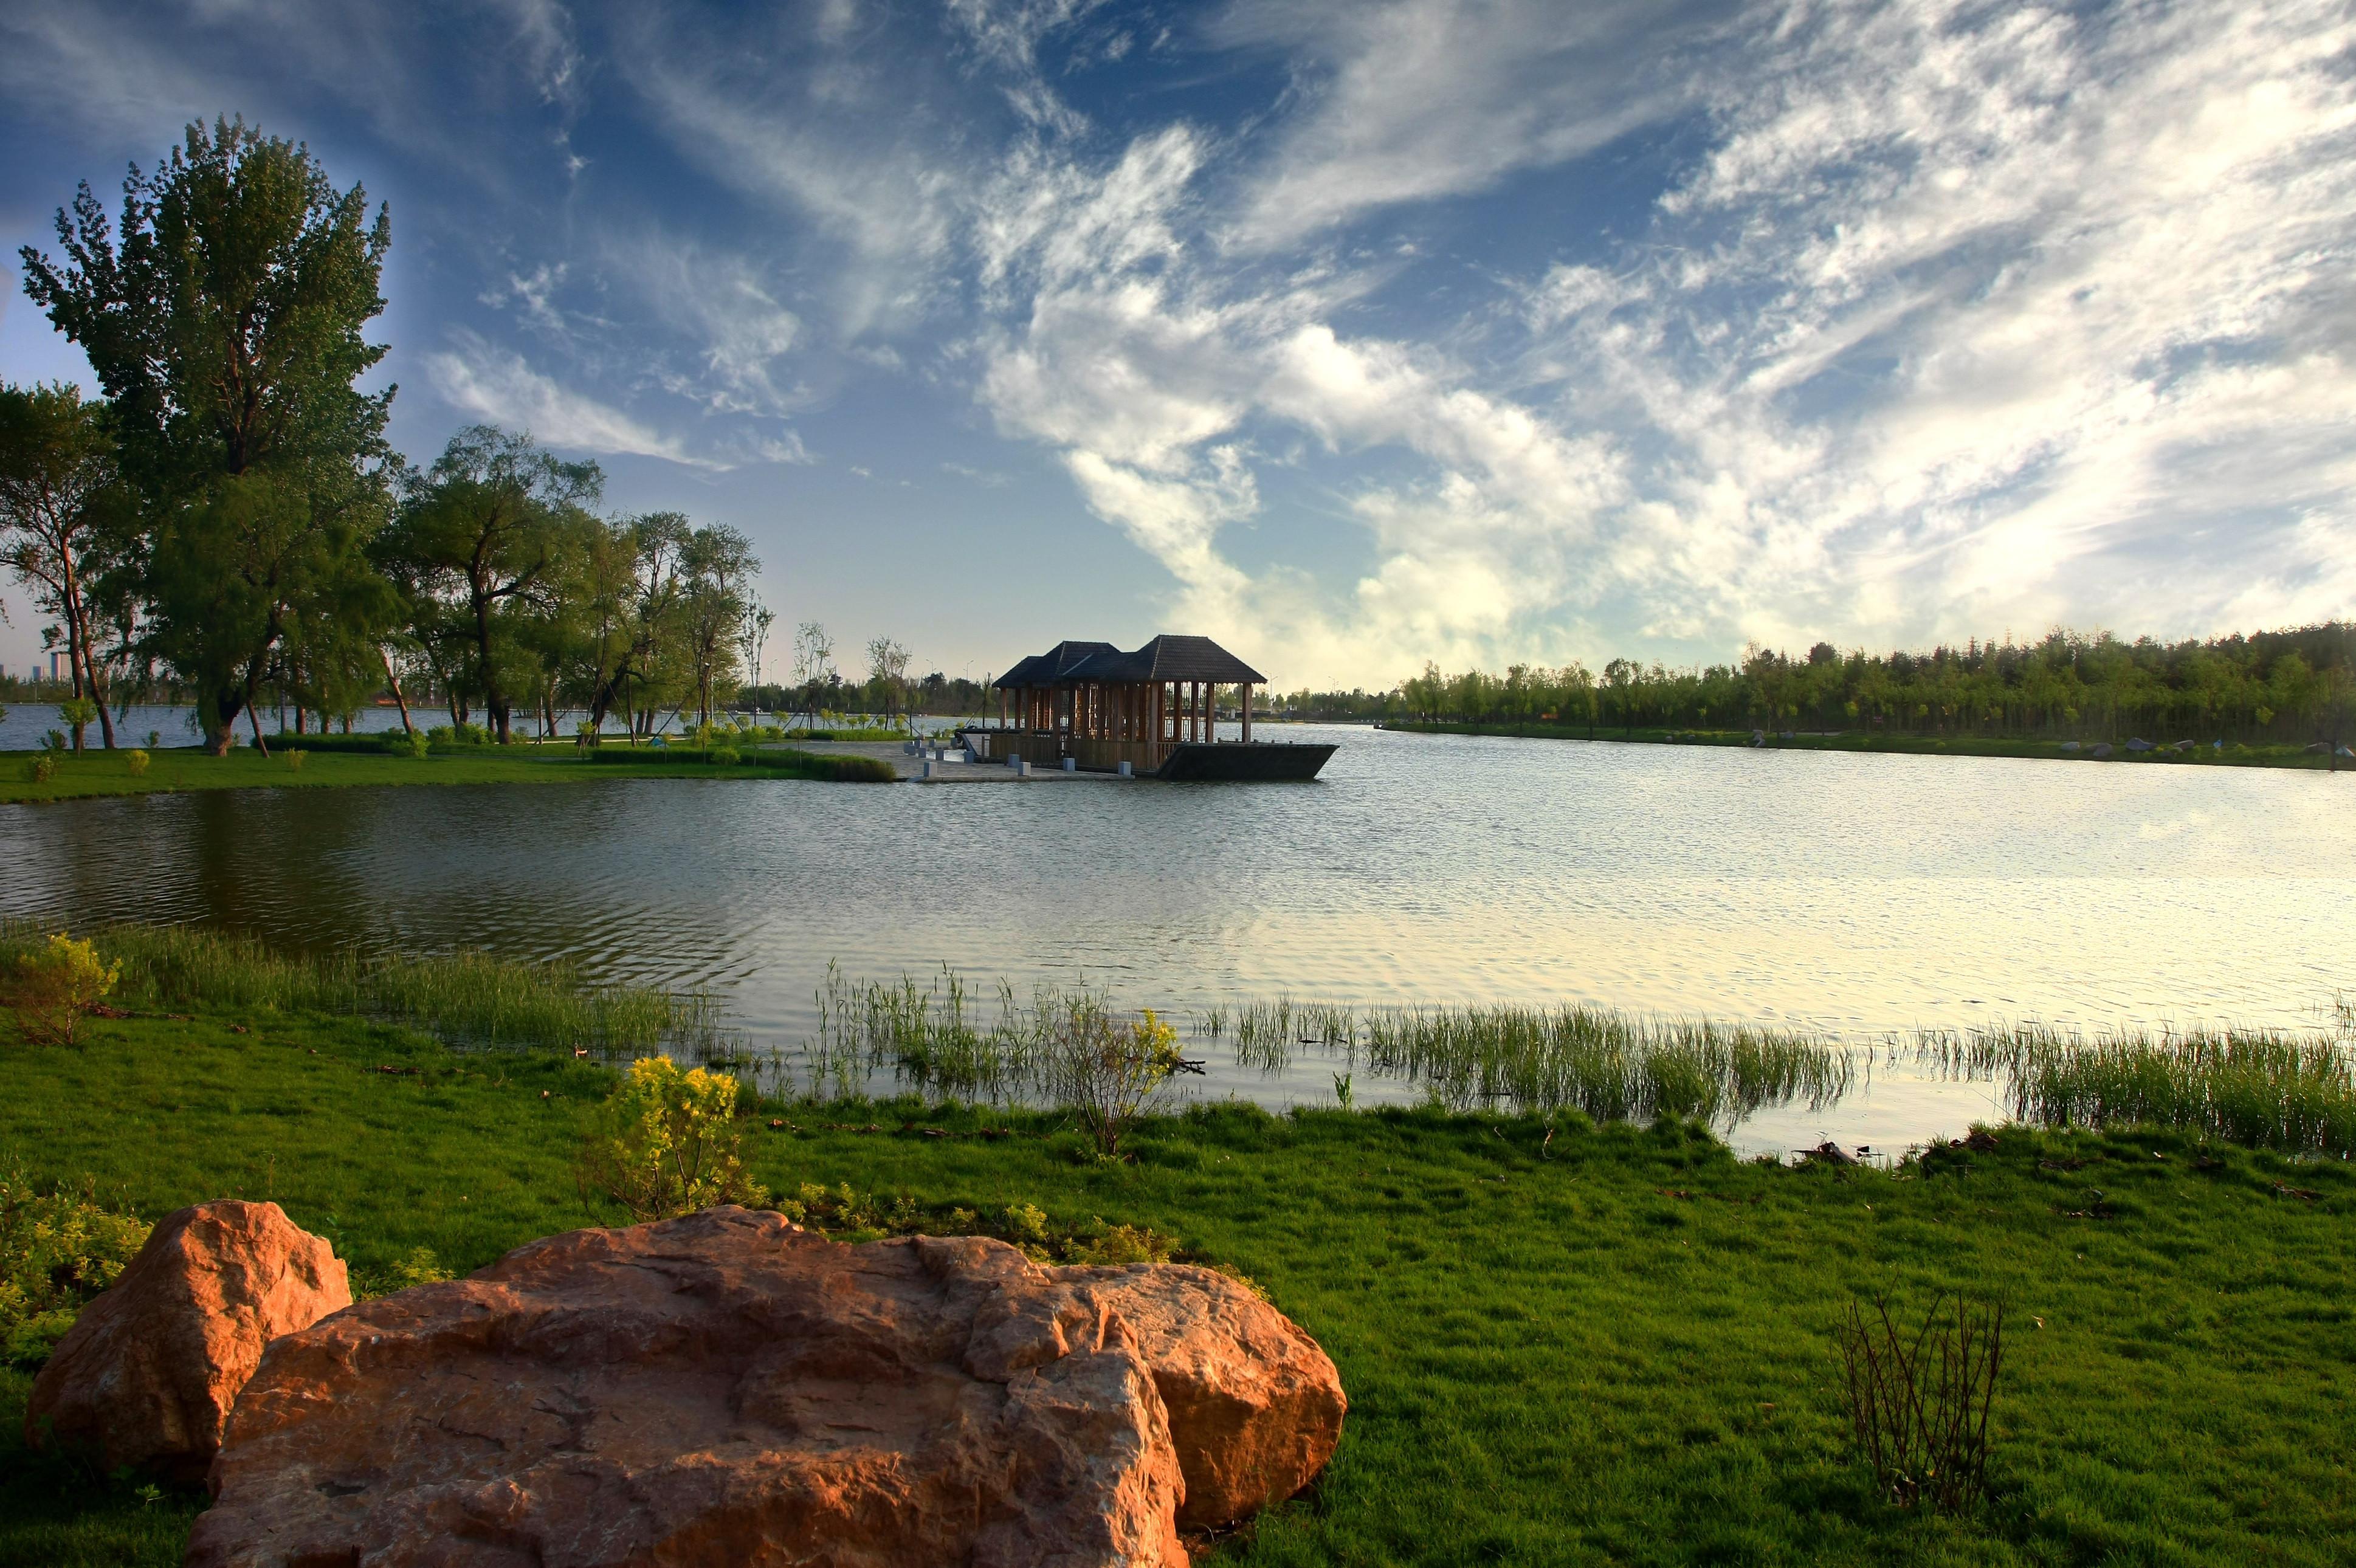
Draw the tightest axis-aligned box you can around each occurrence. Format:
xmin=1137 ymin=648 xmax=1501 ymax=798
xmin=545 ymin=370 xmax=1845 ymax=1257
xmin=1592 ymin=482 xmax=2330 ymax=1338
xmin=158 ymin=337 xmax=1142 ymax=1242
xmin=1350 ymin=1003 xmax=1852 ymax=1123
xmin=0 ymin=920 xmax=722 ymax=1057
xmin=1919 ymin=1020 xmax=2356 ymax=1155
xmin=810 ymin=963 xmax=1063 ymax=1102
xmin=823 ymin=968 xmax=1850 ymax=1127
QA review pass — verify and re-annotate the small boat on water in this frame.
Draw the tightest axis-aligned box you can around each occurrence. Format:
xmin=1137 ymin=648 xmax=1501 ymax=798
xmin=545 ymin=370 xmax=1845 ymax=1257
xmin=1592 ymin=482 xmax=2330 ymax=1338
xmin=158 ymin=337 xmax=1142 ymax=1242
xmin=960 ymin=635 xmax=1335 ymax=782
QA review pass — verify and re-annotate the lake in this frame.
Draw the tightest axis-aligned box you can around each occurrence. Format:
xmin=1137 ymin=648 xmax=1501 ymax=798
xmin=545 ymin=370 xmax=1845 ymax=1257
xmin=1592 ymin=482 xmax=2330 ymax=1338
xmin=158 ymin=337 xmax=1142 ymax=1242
xmin=2 ymin=724 xmax=2349 ymax=1156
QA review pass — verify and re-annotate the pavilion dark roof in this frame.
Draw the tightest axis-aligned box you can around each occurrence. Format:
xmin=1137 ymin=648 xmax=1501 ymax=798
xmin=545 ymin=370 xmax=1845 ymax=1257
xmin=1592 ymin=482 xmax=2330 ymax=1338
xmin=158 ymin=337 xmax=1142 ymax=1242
xmin=995 ymin=634 xmax=1266 ymax=688
xmin=994 ymin=640 xmax=1119 ymax=689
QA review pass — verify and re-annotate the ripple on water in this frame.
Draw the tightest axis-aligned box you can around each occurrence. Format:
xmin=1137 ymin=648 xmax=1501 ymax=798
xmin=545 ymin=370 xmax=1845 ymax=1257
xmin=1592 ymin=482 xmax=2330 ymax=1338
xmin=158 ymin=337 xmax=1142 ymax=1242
xmin=2 ymin=727 xmax=2350 ymax=1150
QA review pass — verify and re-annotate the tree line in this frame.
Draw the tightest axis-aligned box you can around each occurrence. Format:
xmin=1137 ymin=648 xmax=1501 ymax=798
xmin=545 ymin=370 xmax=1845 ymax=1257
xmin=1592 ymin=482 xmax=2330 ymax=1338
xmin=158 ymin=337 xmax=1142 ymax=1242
xmin=0 ymin=118 xmax=798 ymax=755
xmin=1310 ymin=625 xmax=2356 ymax=745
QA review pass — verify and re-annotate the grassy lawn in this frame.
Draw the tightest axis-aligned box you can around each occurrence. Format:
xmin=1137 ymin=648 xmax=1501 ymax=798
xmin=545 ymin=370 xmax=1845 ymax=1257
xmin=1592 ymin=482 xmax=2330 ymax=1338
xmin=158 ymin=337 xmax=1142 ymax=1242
xmin=0 ymin=742 xmax=894 ymax=803
xmin=1382 ymin=721 xmax=2350 ymax=771
xmin=4 ymin=1005 xmax=2352 ymax=1566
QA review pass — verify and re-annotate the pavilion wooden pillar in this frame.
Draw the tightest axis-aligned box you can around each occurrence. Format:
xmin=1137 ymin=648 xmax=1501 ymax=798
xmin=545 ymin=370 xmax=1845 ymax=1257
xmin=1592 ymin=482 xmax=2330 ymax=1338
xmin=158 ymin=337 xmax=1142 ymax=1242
xmin=1242 ymin=683 xmax=1252 ymax=742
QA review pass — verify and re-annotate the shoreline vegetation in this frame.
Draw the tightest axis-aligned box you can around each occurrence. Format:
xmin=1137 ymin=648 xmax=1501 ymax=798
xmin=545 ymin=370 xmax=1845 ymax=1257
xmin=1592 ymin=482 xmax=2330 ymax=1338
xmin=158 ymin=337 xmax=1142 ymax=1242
xmin=3 ymin=923 xmax=2353 ymax=1565
xmin=0 ymin=734 xmax=897 ymax=803
xmin=1380 ymin=719 xmax=2351 ymax=769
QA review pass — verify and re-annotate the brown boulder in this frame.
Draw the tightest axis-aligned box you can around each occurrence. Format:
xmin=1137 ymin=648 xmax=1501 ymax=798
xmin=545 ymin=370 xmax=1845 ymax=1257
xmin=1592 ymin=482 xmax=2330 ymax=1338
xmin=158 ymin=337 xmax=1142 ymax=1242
xmin=25 ymin=1200 xmax=350 ymax=1481
xmin=1084 ymin=1262 xmax=1348 ymax=1527
xmin=190 ymin=1207 xmax=1343 ymax=1568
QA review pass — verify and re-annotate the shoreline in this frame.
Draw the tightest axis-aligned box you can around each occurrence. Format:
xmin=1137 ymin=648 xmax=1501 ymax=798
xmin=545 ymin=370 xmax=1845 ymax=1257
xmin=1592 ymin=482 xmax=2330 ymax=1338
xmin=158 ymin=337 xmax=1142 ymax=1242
xmin=1377 ymin=720 xmax=2353 ymax=769
xmin=0 ymin=741 xmax=896 ymax=804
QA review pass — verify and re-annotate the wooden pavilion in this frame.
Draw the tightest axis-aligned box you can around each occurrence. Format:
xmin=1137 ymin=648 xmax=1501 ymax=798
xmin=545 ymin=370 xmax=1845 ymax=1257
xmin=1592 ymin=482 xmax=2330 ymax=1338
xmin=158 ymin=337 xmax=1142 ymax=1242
xmin=980 ymin=634 xmax=1329 ymax=779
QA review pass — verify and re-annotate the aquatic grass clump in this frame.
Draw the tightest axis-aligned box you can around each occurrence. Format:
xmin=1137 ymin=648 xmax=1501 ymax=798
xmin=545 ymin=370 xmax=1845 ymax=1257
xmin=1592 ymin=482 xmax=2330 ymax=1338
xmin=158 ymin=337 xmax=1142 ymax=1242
xmin=811 ymin=963 xmax=1059 ymax=1102
xmin=1355 ymin=1003 xmax=1851 ymax=1124
xmin=0 ymin=920 xmax=720 ymax=1058
xmin=1922 ymin=1021 xmax=2356 ymax=1155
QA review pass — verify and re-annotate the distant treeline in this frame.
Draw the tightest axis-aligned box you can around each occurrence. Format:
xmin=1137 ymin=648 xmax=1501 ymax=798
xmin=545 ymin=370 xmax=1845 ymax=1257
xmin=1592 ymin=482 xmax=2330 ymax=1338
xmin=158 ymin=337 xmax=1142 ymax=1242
xmin=735 ymin=672 xmax=993 ymax=718
xmin=1275 ymin=624 xmax=2356 ymax=744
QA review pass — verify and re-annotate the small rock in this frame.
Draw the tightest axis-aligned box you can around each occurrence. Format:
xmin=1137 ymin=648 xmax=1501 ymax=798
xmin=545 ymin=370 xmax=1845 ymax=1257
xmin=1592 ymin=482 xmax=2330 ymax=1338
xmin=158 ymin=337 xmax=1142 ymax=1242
xmin=2126 ymin=737 xmax=2154 ymax=752
xmin=26 ymin=1200 xmax=349 ymax=1482
xmin=2090 ymin=742 xmax=2114 ymax=758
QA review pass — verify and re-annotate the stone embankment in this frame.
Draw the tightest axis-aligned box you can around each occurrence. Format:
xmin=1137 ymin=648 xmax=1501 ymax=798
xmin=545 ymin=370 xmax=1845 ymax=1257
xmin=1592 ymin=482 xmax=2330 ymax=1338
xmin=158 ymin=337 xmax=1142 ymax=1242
xmin=32 ymin=1202 xmax=1345 ymax=1566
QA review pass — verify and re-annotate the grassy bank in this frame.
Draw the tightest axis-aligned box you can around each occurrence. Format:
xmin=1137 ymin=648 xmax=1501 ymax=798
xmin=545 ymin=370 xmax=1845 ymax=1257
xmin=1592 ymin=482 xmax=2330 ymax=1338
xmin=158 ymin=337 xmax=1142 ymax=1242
xmin=1384 ymin=721 xmax=2351 ymax=770
xmin=0 ymin=741 xmax=895 ymax=803
xmin=5 ymin=980 xmax=2354 ymax=1564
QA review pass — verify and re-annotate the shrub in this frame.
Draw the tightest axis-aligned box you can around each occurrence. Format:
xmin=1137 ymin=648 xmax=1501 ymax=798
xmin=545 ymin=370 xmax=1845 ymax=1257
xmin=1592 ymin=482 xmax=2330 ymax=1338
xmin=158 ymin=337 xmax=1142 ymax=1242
xmin=384 ymin=729 xmax=430 ymax=758
xmin=9 ymin=934 xmax=122 ymax=1046
xmin=125 ymin=748 xmax=150 ymax=777
xmin=577 ymin=1056 xmax=769 ymax=1222
xmin=351 ymin=1245 xmax=453 ymax=1299
xmin=1836 ymin=1291 xmax=2004 ymax=1512
xmin=56 ymin=698 xmax=98 ymax=749
xmin=284 ymin=749 xmax=306 ymax=772
xmin=710 ymin=746 xmax=741 ymax=766
xmin=1043 ymin=1004 xmax=1186 ymax=1158
xmin=0 ymin=1172 xmax=150 ymax=1366
xmin=24 ymin=753 xmax=55 ymax=784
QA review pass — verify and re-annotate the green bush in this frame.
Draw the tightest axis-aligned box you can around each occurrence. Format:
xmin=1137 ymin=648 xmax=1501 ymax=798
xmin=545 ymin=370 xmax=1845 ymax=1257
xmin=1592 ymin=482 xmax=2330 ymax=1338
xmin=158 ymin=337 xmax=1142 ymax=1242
xmin=382 ymin=729 xmax=430 ymax=758
xmin=0 ymin=1172 xmax=149 ymax=1366
xmin=125 ymin=749 xmax=150 ymax=777
xmin=23 ymin=754 xmax=55 ymax=784
xmin=350 ymin=1245 xmax=452 ymax=1299
xmin=8 ymin=934 xmax=122 ymax=1047
xmin=577 ymin=1056 xmax=768 ymax=1221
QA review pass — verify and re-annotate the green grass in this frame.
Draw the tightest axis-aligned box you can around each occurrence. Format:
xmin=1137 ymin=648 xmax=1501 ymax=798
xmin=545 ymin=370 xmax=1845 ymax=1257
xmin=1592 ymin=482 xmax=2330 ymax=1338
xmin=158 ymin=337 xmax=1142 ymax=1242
xmin=4 ymin=995 xmax=2354 ymax=1566
xmin=1385 ymin=721 xmax=2351 ymax=770
xmin=0 ymin=741 xmax=895 ymax=803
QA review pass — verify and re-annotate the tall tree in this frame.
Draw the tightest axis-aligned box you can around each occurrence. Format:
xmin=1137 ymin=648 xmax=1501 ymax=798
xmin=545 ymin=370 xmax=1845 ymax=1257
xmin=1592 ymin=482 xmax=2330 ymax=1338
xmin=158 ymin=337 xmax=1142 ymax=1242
xmin=378 ymin=427 xmax=603 ymax=743
xmin=864 ymin=634 xmax=911 ymax=723
xmin=19 ymin=117 xmax=398 ymax=753
xmin=676 ymin=524 xmax=756 ymax=729
xmin=559 ymin=512 xmax=687 ymax=743
xmin=0 ymin=383 xmax=133 ymax=750
xmin=793 ymin=621 xmax=836 ymax=723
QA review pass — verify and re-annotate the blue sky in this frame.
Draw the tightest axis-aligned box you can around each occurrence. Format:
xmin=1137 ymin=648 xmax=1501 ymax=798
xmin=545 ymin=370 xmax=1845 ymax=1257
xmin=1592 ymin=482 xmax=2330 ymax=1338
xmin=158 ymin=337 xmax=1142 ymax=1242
xmin=3 ymin=0 xmax=2351 ymax=687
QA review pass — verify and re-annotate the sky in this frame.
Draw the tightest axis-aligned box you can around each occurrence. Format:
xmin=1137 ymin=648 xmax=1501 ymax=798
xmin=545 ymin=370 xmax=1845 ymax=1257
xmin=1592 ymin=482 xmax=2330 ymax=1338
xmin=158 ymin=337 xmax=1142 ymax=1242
xmin=2 ymin=0 xmax=2352 ymax=690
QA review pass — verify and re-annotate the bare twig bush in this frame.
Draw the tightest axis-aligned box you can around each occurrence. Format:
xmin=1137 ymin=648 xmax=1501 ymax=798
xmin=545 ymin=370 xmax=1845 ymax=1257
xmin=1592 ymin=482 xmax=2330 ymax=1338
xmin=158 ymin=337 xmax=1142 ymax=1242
xmin=1836 ymin=1291 xmax=2003 ymax=1512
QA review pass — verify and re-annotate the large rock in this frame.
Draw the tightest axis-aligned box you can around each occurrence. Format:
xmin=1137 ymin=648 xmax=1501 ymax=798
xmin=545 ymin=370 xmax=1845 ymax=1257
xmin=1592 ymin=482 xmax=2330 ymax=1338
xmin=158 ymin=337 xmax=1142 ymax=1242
xmin=189 ymin=1207 xmax=1343 ymax=1568
xmin=25 ymin=1200 xmax=350 ymax=1482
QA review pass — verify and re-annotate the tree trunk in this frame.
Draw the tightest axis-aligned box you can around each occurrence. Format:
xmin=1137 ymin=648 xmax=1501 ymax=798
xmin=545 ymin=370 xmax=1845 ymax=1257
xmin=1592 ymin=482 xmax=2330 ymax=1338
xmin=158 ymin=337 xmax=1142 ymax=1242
xmin=381 ymin=647 xmax=415 ymax=735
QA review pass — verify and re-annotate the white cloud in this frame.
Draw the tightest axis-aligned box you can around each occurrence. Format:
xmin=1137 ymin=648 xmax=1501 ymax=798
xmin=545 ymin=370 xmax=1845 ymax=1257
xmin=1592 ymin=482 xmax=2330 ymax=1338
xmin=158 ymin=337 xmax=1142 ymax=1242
xmin=1214 ymin=0 xmax=1721 ymax=249
xmin=424 ymin=333 xmax=723 ymax=469
xmin=1506 ymin=0 xmax=2356 ymax=655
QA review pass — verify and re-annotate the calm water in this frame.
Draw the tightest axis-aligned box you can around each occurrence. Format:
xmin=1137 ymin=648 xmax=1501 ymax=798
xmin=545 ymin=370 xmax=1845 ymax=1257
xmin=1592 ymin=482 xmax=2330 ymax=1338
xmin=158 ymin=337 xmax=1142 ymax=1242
xmin=2 ymin=726 xmax=2349 ymax=1154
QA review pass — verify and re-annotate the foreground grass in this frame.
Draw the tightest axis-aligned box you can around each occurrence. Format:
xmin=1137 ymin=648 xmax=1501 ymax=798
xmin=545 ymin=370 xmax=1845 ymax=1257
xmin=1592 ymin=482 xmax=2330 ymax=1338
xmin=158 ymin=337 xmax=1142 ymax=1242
xmin=1385 ymin=720 xmax=2351 ymax=771
xmin=4 ymin=1005 xmax=2352 ymax=1566
xmin=0 ymin=742 xmax=894 ymax=803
